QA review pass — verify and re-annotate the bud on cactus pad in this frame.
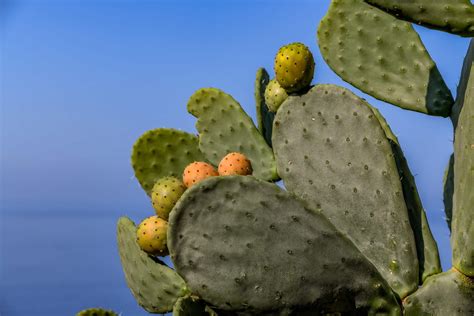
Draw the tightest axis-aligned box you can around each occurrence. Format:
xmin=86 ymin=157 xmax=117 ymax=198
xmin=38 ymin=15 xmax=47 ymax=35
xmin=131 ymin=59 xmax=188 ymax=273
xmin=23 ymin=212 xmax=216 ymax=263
xmin=136 ymin=216 xmax=169 ymax=256
xmin=76 ymin=308 xmax=118 ymax=316
xmin=218 ymin=152 xmax=253 ymax=176
xmin=264 ymin=79 xmax=288 ymax=112
xmin=274 ymin=42 xmax=315 ymax=93
xmin=183 ymin=162 xmax=218 ymax=188
xmin=151 ymin=177 xmax=186 ymax=220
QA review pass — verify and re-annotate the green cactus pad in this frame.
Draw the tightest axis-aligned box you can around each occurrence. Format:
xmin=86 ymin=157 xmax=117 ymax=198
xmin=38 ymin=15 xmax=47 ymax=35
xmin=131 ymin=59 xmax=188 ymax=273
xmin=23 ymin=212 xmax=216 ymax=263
xmin=403 ymin=269 xmax=474 ymax=315
xmin=173 ymin=296 xmax=218 ymax=316
xmin=131 ymin=128 xmax=206 ymax=195
xmin=365 ymin=0 xmax=474 ymax=37
xmin=318 ymin=0 xmax=453 ymax=117
xmin=168 ymin=176 xmax=401 ymax=315
xmin=452 ymin=39 xmax=474 ymax=129
xmin=272 ymin=85 xmax=418 ymax=298
xmin=255 ymin=68 xmax=275 ymax=147
xmin=443 ymin=154 xmax=454 ymax=231
xmin=187 ymin=88 xmax=278 ymax=181
xmin=452 ymin=63 xmax=474 ymax=277
xmin=369 ymin=106 xmax=441 ymax=282
xmin=117 ymin=217 xmax=189 ymax=313
xmin=76 ymin=308 xmax=118 ymax=316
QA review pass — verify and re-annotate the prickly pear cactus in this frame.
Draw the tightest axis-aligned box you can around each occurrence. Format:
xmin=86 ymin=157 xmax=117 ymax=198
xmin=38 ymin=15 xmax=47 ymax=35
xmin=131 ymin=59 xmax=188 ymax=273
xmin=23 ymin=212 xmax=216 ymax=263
xmin=116 ymin=2 xmax=473 ymax=315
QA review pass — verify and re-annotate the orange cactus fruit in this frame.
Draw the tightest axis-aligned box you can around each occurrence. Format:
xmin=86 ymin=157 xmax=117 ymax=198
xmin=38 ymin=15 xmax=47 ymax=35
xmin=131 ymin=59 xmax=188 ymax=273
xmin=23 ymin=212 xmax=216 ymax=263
xmin=182 ymin=161 xmax=219 ymax=188
xmin=218 ymin=152 xmax=253 ymax=176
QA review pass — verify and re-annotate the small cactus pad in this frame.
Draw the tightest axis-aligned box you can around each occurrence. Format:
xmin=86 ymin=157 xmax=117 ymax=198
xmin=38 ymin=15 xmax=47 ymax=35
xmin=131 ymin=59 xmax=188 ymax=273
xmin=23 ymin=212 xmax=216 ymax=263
xmin=136 ymin=216 xmax=169 ymax=256
xmin=152 ymin=177 xmax=186 ymax=220
xmin=272 ymin=85 xmax=418 ymax=298
xmin=168 ymin=176 xmax=401 ymax=314
xmin=117 ymin=217 xmax=189 ymax=313
xmin=131 ymin=128 xmax=205 ymax=195
xmin=365 ymin=0 xmax=474 ymax=37
xmin=264 ymin=79 xmax=289 ymax=113
xmin=318 ymin=0 xmax=453 ymax=117
xmin=443 ymin=154 xmax=454 ymax=231
xmin=173 ymin=296 xmax=218 ymax=316
xmin=218 ymin=152 xmax=252 ymax=176
xmin=452 ymin=63 xmax=474 ymax=277
xmin=370 ymin=106 xmax=441 ymax=282
xmin=452 ymin=39 xmax=474 ymax=129
xmin=76 ymin=308 xmax=118 ymax=316
xmin=403 ymin=269 xmax=474 ymax=315
xmin=187 ymin=88 xmax=278 ymax=181
xmin=255 ymin=68 xmax=275 ymax=146
xmin=183 ymin=161 xmax=219 ymax=188
xmin=274 ymin=42 xmax=315 ymax=93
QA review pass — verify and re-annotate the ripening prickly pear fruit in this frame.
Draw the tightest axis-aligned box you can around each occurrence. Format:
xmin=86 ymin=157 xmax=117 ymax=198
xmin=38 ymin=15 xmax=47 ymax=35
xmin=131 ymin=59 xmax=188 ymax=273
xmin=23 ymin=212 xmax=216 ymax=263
xmin=218 ymin=152 xmax=253 ymax=176
xmin=274 ymin=42 xmax=314 ymax=93
xmin=182 ymin=161 xmax=218 ymax=188
xmin=151 ymin=177 xmax=186 ymax=220
xmin=264 ymin=79 xmax=288 ymax=112
xmin=76 ymin=308 xmax=118 ymax=316
xmin=136 ymin=216 xmax=168 ymax=256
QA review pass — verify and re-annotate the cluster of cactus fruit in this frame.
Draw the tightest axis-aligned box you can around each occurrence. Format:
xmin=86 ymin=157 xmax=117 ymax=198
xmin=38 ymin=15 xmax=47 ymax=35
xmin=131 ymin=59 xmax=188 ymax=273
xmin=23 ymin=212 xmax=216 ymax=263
xmin=109 ymin=1 xmax=473 ymax=315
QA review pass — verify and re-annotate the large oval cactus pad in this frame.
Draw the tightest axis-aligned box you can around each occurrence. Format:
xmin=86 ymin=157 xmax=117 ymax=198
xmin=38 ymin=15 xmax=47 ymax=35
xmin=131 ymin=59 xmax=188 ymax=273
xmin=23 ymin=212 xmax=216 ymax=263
xmin=273 ymin=85 xmax=418 ymax=298
xmin=365 ymin=0 xmax=474 ymax=37
xmin=168 ymin=176 xmax=401 ymax=315
xmin=318 ymin=0 xmax=453 ymax=116
xmin=452 ymin=64 xmax=474 ymax=277
xmin=187 ymin=88 xmax=278 ymax=181
xmin=255 ymin=68 xmax=275 ymax=147
xmin=131 ymin=128 xmax=205 ymax=195
xmin=403 ymin=269 xmax=474 ymax=315
xmin=370 ymin=106 xmax=441 ymax=282
xmin=117 ymin=217 xmax=189 ymax=313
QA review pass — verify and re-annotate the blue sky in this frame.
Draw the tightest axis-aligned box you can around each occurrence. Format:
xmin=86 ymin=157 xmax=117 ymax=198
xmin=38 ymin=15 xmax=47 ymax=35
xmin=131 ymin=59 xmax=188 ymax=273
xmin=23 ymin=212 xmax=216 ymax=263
xmin=0 ymin=1 xmax=471 ymax=315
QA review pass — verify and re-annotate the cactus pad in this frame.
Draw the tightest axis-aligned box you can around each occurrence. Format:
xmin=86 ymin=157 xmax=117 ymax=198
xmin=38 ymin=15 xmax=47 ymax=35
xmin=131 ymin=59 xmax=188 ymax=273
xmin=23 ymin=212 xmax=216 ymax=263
xmin=370 ymin=106 xmax=441 ymax=282
xmin=452 ymin=64 xmax=474 ymax=277
xmin=168 ymin=176 xmax=401 ymax=314
xmin=187 ymin=88 xmax=278 ymax=181
xmin=318 ymin=0 xmax=453 ymax=116
xmin=443 ymin=154 xmax=454 ymax=231
xmin=76 ymin=308 xmax=118 ymax=316
xmin=131 ymin=128 xmax=205 ymax=195
xmin=255 ymin=68 xmax=275 ymax=146
xmin=365 ymin=0 xmax=474 ymax=37
xmin=173 ymin=297 xmax=218 ymax=316
xmin=403 ymin=269 xmax=474 ymax=315
xmin=272 ymin=85 xmax=418 ymax=298
xmin=117 ymin=217 xmax=189 ymax=313
xmin=452 ymin=39 xmax=474 ymax=129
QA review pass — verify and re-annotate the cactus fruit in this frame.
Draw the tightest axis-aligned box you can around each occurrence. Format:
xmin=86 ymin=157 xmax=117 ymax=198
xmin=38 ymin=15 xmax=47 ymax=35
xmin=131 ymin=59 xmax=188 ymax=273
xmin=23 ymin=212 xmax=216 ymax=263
xmin=255 ymin=68 xmax=275 ymax=147
xmin=136 ymin=216 xmax=169 ymax=256
xmin=76 ymin=308 xmax=118 ymax=316
xmin=264 ymin=79 xmax=288 ymax=112
xmin=187 ymin=88 xmax=278 ymax=181
xmin=403 ymin=269 xmax=474 ymax=315
xmin=274 ymin=42 xmax=315 ymax=93
xmin=218 ymin=152 xmax=252 ymax=176
xmin=168 ymin=176 xmax=401 ymax=314
xmin=117 ymin=217 xmax=189 ymax=313
xmin=318 ymin=0 xmax=454 ymax=117
xmin=182 ymin=162 xmax=218 ymax=188
xmin=151 ymin=177 xmax=186 ymax=220
xmin=364 ymin=0 xmax=474 ymax=37
xmin=131 ymin=128 xmax=206 ymax=195
xmin=272 ymin=85 xmax=418 ymax=298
